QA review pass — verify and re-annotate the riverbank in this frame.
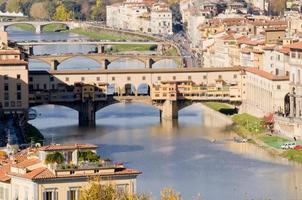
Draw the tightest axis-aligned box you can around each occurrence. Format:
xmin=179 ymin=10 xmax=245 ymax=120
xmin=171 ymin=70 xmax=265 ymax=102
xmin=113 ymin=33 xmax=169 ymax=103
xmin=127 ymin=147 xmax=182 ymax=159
xmin=25 ymin=123 xmax=44 ymax=144
xmin=204 ymin=102 xmax=302 ymax=164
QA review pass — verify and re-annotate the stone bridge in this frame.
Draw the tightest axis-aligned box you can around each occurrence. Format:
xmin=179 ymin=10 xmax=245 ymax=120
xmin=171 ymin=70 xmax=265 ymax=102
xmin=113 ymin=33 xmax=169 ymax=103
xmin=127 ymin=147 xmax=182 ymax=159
xmin=29 ymin=54 xmax=183 ymax=69
xmin=28 ymin=67 xmax=245 ymax=126
xmin=0 ymin=21 xmax=78 ymax=33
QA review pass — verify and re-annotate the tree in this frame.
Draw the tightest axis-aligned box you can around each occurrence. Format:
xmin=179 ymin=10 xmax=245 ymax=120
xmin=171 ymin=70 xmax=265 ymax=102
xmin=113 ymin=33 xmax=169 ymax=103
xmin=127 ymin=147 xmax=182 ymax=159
xmin=269 ymin=0 xmax=286 ymax=15
xmin=80 ymin=178 xmax=151 ymax=200
xmin=91 ymin=0 xmax=105 ymax=21
xmin=30 ymin=2 xmax=48 ymax=20
xmin=52 ymin=2 xmax=72 ymax=21
xmin=6 ymin=0 xmax=21 ymax=12
xmin=160 ymin=188 xmax=181 ymax=200
xmin=45 ymin=152 xmax=64 ymax=164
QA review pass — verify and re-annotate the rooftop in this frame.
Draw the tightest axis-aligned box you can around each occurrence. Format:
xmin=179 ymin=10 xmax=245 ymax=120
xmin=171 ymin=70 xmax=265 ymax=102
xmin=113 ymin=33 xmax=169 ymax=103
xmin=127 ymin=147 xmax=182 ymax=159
xmin=245 ymin=67 xmax=289 ymax=81
xmin=39 ymin=144 xmax=98 ymax=151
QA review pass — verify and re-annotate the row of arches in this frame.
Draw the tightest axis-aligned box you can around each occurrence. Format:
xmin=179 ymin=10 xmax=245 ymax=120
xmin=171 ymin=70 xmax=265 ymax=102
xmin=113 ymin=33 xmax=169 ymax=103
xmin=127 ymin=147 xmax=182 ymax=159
xmin=108 ymin=83 xmax=150 ymax=96
xmin=4 ymin=22 xmax=70 ymax=33
xmin=29 ymin=57 xmax=178 ymax=70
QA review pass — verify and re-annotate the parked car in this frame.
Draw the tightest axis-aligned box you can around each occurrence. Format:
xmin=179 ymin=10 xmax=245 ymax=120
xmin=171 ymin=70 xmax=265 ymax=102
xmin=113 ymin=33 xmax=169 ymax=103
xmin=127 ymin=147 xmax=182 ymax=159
xmin=281 ymin=142 xmax=297 ymax=149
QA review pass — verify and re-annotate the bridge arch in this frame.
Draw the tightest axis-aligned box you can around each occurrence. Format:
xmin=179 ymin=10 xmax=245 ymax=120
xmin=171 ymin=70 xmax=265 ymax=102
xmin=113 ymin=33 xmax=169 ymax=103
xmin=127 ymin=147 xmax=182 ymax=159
xmin=28 ymin=58 xmax=52 ymax=70
xmin=137 ymin=83 xmax=150 ymax=95
xmin=53 ymin=56 xmax=102 ymax=70
xmin=152 ymin=58 xmax=179 ymax=68
xmin=124 ymin=83 xmax=136 ymax=96
xmin=4 ymin=22 xmax=36 ymax=32
xmin=40 ymin=23 xmax=70 ymax=32
xmin=107 ymin=58 xmax=146 ymax=69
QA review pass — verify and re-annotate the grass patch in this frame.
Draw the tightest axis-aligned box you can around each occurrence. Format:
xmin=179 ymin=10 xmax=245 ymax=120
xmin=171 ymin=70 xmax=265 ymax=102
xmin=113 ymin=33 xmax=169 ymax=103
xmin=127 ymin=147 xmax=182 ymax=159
xmin=25 ymin=123 xmax=44 ymax=143
xmin=109 ymin=44 xmax=157 ymax=52
xmin=165 ymin=47 xmax=179 ymax=56
xmin=204 ymin=102 xmax=232 ymax=111
xmin=231 ymin=113 xmax=268 ymax=137
xmin=70 ymin=27 xmax=130 ymax=41
xmin=13 ymin=24 xmax=35 ymax=32
xmin=42 ymin=24 xmax=68 ymax=32
xmin=259 ymin=135 xmax=289 ymax=149
xmin=204 ymin=102 xmax=237 ymax=115
xmin=282 ymin=150 xmax=302 ymax=163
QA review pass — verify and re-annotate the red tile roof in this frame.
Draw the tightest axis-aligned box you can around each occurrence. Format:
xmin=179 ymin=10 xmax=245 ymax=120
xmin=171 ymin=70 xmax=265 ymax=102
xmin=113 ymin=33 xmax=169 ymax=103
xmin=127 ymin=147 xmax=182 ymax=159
xmin=12 ymin=158 xmax=40 ymax=168
xmin=245 ymin=67 xmax=289 ymax=81
xmin=0 ymin=164 xmax=11 ymax=182
xmin=0 ymin=59 xmax=27 ymax=65
xmin=286 ymin=41 xmax=302 ymax=50
xmin=39 ymin=144 xmax=98 ymax=151
xmin=0 ymin=50 xmax=20 ymax=55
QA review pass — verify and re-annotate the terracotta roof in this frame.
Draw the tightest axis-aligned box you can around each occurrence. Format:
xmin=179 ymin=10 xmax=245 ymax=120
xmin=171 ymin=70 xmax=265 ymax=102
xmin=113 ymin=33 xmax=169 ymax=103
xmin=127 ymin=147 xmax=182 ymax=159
xmin=0 ymin=50 xmax=20 ymax=55
xmin=0 ymin=59 xmax=27 ymax=65
xmin=13 ymin=158 xmax=40 ymax=168
xmin=39 ymin=144 xmax=98 ymax=151
xmin=0 ymin=164 xmax=11 ymax=182
xmin=286 ymin=41 xmax=302 ymax=50
xmin=277 ymin=47 xmax=290 ymax=54
xmin=241 ymin=48 xmax=252 ymax=54
xmin=245 ymin=67 xmax=289 ymax=81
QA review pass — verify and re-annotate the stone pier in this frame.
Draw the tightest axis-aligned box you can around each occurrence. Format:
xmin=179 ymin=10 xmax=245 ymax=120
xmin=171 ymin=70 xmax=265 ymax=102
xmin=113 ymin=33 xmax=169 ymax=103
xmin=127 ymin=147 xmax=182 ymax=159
xmin=160 ymin=100 xmax=178 ymax=120
xmin=78 ymin=100 xmax=96 ymax=127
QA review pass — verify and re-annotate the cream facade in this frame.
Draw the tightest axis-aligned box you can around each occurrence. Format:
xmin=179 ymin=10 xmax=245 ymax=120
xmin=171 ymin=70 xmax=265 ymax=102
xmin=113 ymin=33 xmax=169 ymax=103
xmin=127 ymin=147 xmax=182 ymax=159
xmin=0 ymin=32 xmax=28 ymax=114
xmin=106 ymin=0 xmax=172 ymax=35
xmin=0 ymin=144 xmax=141 ymax=200
xmin=242 ymin=67 xmax=289 ymax=117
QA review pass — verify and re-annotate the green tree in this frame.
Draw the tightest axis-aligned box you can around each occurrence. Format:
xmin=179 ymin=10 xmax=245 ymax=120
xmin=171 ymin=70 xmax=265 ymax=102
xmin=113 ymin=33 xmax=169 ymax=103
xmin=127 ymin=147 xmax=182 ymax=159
xmin=91 ymin=0 xmax=105 ymax=21
xmin=52 ymin=2 xmax=72 ymax=21
xmin=45 ymin=152 xmax=64 ymax=164
xmin=78 ymin=150 xmax=100 ymax=162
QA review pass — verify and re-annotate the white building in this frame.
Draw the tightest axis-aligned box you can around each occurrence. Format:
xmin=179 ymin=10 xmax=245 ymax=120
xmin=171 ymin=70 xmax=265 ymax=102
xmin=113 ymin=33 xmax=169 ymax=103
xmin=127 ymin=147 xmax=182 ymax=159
xmin=106 ymin=0 xmax=172 ymax=35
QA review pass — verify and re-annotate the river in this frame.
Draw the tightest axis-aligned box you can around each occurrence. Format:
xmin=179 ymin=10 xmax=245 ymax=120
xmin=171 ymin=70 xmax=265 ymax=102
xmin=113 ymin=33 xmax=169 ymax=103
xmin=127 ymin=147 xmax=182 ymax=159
xmin=7 ymin=27 xmax=302 ymax=200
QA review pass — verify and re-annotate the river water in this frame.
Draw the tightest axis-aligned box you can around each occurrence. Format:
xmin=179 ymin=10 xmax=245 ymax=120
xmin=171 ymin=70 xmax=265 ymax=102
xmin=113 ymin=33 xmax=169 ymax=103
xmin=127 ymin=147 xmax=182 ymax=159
xmin=7 ymin=27 xmax=302 ymax=200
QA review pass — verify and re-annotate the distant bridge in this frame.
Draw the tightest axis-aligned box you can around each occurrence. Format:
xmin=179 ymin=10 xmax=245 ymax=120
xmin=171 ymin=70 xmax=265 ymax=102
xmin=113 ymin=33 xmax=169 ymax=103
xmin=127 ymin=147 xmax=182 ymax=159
xmin=29 ymin=53 xmax=183 ymax=69
xmin=28 ymin=67 xmax=245 ymax=126
xmin=0 ymin=21 xmax=78 ymax=33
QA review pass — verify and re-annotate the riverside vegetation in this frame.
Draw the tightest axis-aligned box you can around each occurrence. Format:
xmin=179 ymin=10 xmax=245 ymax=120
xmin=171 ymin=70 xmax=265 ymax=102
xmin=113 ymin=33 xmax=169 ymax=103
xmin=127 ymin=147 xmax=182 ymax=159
xmin=204 ymin=102 xmax=302 ymax=164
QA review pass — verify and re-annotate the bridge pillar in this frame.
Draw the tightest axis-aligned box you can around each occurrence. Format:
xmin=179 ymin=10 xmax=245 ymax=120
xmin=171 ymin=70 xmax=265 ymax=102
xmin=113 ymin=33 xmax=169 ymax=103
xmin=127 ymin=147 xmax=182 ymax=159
xmin=50 ymin=60 xmax=60 ymax=71
xmin=79 ymin=100 xmax=96 ymax=127
xmin=160 ymin=100 xmax=178 ymax=120
xmin=96 ymin=45 xmax=105 ymax=54
xmin=28 ymin=46 xmax=34 ymax=56
xmin=145 ymin=59 xmax=155 ymax=69
xmin=102 ymin=59 xmax=111 ymax=70
xmin=35 ymin=25 xmax=41 ymax=34
xmin=0 ymin=25 xmax=4 ymax=32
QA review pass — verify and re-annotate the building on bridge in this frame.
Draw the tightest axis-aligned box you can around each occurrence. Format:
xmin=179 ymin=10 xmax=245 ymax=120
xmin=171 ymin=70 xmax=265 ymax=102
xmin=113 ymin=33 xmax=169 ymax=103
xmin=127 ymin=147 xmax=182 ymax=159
xmin=0 ymin=31 xmax=28 ymax=115
xmin=0 ymin=143 xmax=140 ymax=200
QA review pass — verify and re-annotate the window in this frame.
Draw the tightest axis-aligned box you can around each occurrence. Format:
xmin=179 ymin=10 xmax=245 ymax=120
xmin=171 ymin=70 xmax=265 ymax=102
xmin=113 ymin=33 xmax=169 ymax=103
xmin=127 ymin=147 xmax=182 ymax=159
xmin=17 ymin=74 xmax=21 ymax=79
xmin=4 ymin=83 xmax=8 ymax=91
xmin=29 ymin=77 xmax=33 ymax=82
xmin=44 ymin=84 xmax=47 ymax=90
xmin=68 ymin=187 xmax=80 ymax=200
xmin=188 ymin=76 xmax=192 ymax=80
xmin=96 ymin=77 xmax=100 ymax=81
xmin=50 ymin=77 xmax=54 ymax=82
xmin=17 ymin=92 xmax=21 ymax=100
xmin=81 ymin=77 xmax=85 ymax=81
xmin=16 ymin=83 xmax=21 ymax=91
xmin=203 ymin=75 xmax=207 ymax=80
xmin=292 ymin=52 xmax=296 ymax=58
xmin=4 ymin=93 xmax=9 ymax=101
xmin=66 ymin=77 xmax=69 ymax=82
xmin=157 ymin=76 xmax=161 ymax=81
xmin=112 ymin=77 xmax=115 ymax=81
xmin=17 ymin=101 xmax=22 ymax=107
xmin=142 ymin=76 xmax=146 ymax=80
xmin=218 ymin=75 xmax=222 ymax=79
xmin=10 ymin=101 xmax=15 ymax=107
xmin=43 ymin=189 xmax=57 ymax=200
xmin=233 ymin=74 xmax=237 ymax=79
xmin=127 ymin=76 xmax=131 ymax=81
xmin=277 ymin=85 xmax=281 ymax=90
xmin=116 ymin=184 xmax=128 ymax=194
xmin=4 ymin=75 xmax=8 ymax=80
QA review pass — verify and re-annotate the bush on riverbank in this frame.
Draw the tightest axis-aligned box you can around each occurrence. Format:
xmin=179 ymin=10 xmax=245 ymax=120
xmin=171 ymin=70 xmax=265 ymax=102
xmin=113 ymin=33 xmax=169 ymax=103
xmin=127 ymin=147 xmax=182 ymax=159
xmin=203 ymin=102 xmax=237 ymax=115
xmin=282 ymin=150 xmax=302 ymax=163
xmin=231 ymin=113 xmax=267 ymax=136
